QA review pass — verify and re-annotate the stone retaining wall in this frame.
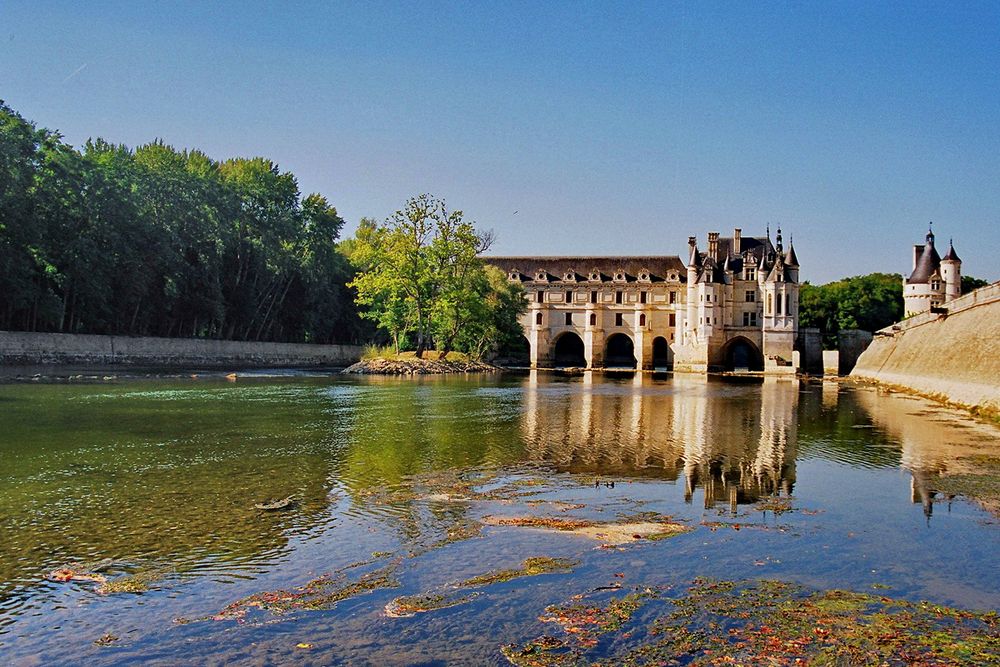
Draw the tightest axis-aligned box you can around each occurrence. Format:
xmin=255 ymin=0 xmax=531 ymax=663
xmin=851 ymin=282 xmax=1000 ymax=414
xmin=0 ymin=331 xmax=362 ymax=368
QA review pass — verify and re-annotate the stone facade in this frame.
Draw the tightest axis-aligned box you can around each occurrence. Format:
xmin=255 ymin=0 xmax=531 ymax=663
xmin=903 ymin=226 xmax=962 ymax=317
xmin=485 ymin=227 xmax=800 ymax=373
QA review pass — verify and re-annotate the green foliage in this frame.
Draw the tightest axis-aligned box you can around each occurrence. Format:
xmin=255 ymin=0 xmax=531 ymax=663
xmin=0 ymin=100 xmax=363 ymax=343
xmin=962 ymin=275 xmax=989 ymax=294
xmin=349 ymin=194 xmax=524 ymax=359
xmin=800 ymin=273 xmax=903 ymax=348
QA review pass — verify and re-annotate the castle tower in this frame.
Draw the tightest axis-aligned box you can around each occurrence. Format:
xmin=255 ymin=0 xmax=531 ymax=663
xmin=760 ymin=227 xmax=798 ymax=365
xmin=940 ymin=239 xmax=962 ymax=303
xmin=904 ymin=225 xmax=947 ymax=316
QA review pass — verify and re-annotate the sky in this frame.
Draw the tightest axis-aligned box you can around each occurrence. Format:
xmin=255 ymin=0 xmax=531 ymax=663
xmin=2 ymin=1 xmax=998 ymax=283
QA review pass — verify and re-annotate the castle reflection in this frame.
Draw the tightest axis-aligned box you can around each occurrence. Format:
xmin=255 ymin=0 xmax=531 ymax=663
xmin=519 ymin=372 xmax=798 ymax=509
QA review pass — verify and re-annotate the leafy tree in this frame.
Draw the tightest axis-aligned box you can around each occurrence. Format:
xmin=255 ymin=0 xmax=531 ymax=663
xmin=961 ymin=275 xmax=989 ymax=294
xmin=800 ymin=273 xmax=903 ymax=348
xmin=349 ymin=194 xmax=521 ymax=360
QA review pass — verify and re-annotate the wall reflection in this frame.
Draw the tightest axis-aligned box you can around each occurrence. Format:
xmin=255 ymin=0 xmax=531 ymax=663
xmin=519 ymin=373 xmax=799 ymax=508
xmin=854 ymin=388 xmax=1000 ymax=519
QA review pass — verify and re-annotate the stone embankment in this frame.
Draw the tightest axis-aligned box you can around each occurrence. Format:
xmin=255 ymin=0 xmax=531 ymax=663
xmin=0 ymin=331 xmax=362 ymax=368
xmin=343 ymin=358 xmax=499 ymax=375
xmin=851 ymin=282 xmax=1000 ymax=417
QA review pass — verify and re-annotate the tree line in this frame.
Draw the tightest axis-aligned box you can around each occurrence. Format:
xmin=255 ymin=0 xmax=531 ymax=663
xmin=0 ymin=100 xmax=364 ymax=343
xmin=799 ymin=273 xmax=989 ymax=349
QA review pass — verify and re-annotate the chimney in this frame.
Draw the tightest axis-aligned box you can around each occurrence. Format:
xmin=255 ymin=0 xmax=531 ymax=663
xmin=733 ymin=228 xmax=742 ymax=255
xmin=913 ymin=245 xmax=923 ymax=271
xmin=707 ymin=232 xmax=720 ymax=261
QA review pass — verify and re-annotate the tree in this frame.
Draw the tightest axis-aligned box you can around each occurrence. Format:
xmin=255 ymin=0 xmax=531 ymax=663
xmin=800 ymin=273 xmax=903 ymax=348
xmin=962 ymin=275 xmax=989 ymax=294
xmin=349 ymin=194 xmax=521 ymax=360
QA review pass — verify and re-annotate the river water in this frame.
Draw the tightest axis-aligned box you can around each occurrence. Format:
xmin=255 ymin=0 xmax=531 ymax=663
xmin=0 ymin=372 xmax=998 ymax=665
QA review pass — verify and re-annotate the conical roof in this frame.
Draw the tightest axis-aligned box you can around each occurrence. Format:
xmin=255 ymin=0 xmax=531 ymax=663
xmin=785 ymin=242 xmax=799 ymax=267
xmin=907 ymin=239 xmax=941 ymax=284
xmin=942 ymin=240 xmax=961 ymax=262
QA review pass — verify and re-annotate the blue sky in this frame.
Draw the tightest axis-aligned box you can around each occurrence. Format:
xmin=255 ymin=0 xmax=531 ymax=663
xmin=2 ymin=1 xmax=998 ymax=282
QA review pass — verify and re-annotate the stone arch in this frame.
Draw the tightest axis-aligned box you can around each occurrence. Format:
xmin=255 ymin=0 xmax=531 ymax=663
xmin=553 ymin=331 xmax=586 ymax=368
xmin=652 ymin=336 xmax=673 ymax=370
xmin=495 ymin=334 xmax=530 ymax=367
xmin=605 ymin=333 xmax=637 ymax=369
xmin=721 ymin=336 xmax=764 ymax=372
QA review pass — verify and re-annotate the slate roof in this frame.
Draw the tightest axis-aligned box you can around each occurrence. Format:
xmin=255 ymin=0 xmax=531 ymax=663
xmin=484 ymin=256 xmax=686 ymax=283
xmin=907 ymin=236 xmax=942 ymax=285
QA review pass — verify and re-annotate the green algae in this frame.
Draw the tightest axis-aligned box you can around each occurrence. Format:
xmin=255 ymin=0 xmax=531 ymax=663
xmin=505 ymin=578 xmax=1000 ymax=666
xmin=384 ymin=591 xmax=480 ymax=617
xmin=212 ymin=562 xmax=401 ymax=621
xmin=457 ymin=557 xmax=578 ymax=588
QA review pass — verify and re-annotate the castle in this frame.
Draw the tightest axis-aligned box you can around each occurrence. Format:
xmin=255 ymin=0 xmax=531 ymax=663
xmin=486 ymin=227 xmax=800 ymax=373
xmin=903 ymin=225 xmax=962 ymax=317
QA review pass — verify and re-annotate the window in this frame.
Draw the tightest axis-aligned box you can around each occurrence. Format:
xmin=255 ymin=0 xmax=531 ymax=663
xmin=589 ymin=313 xmax=596 ymax=326
xmin=535 ymin=312 xmax=542 ymax=325
xmin=743 ymin=312 xmax=758 ymax=326
xmin=785 ymin=294 xmax=790 ymax=314
xmin=536 ymin=291 xmax=544 ymax=303
xmin=615 ymin=313 xmax=624 ymax=327
xmin=669 ymin=291 xmax=676 ymax=304
xmin=565 ymin=290 xmax=573 ymax=303
xmin=639 ymin=291 xmax=647 ymax=304
xmin=745 ymin=290 xmax=756 ymax=302
xmin=615 ymin=291 xmax=623 ymax=304
xmin=776 ymin=294 xmax=783 ymax=314
xmin=931 ymin=280 xmax=940 ymax=290
xmin=744 ymin=267 xmax=756 ymax=280
xmin=669 ymin=313 xmax=676 ymax=327
xmin=639 ymin=314 xmax=646 ymax=326
xmin=767 ymin=294 xmax=773 ymax=315
xmin=590 ymin=290 xmax=598 ymax=304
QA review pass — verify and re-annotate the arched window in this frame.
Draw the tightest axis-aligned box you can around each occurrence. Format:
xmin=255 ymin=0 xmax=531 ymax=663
xmin=535 ymin=312 xmax=542 ymax=325
xmin=639 ymin=314 xmax=646 ymax=327
xmin=589 ymin=313 xmax=596 ymax=326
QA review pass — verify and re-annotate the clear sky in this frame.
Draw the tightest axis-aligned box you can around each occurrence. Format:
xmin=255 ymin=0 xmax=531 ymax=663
xmin=2 ymin=1 xmax=998 ymax=283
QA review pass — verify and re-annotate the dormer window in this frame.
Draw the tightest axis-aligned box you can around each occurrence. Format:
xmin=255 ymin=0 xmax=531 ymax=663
xmin=509 ymin=271 xmax=519 ymax=280
xmin=614 ymin=272 xmax=625 ymax=282
xmin=638 ymin=270 xmax=650 ymax=281
xmin=931 ymin=279 xmax=940 ymax=291
xmin=536 ymin=271 xmax=547 ymax=281
xmin=590 ymin=269 xmax=601 ymax=281
xmin=744 ymin=267 xmax=756 ymax=281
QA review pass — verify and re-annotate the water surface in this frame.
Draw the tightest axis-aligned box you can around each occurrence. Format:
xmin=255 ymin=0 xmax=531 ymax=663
xmin=0 ymin=372 xmax=998 ymax=665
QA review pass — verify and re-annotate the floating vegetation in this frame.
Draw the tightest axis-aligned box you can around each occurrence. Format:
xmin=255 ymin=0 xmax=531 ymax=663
xmin=457 ymin=557 xmax=578 ymax=588
xmin=213 ymin=562 xmax=400 ymax=622
xmin=254 ymin=495 xmax=296 ymax=511
xmin=754 ymin=495 xmax=794 ymax=515
xmin=502 ymin=589 xmax=660 ymax=663
xmin=384 ymin=591 xmax=480 ymax=618
xmin=46 ymin=558 xmax=119 ymax=584
xmin=505 ymin=578 xmax=1000 ymax=666
xmin=96 ymin=567 xmax=170 ymax=595
xmin=483 ymin=514 xmax=691 ymax=545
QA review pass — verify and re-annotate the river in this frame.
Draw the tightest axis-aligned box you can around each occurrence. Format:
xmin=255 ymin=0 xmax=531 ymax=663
xmin=0 ymin=372 xmax=998 ymax=665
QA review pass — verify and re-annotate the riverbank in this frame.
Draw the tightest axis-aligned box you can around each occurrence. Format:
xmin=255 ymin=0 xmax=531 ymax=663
xmin=0 ymin=330 xmax=362 ymax=369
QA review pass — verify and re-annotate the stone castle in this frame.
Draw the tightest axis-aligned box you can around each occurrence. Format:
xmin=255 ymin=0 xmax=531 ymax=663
xmin=903 ymin=225 xmax=962 ymax=317
xmin=486 ymin=227 xmax=800 ymax=373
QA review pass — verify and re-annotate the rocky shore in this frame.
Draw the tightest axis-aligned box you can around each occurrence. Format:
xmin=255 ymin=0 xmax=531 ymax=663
xmin=342 ymin=357 xmax=500 ymax=375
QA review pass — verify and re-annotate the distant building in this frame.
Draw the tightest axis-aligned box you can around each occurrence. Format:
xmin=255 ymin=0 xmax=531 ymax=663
xmin=903 ymin=226 xmax=961 ymax=317
xmin=484 ymin=227 xmax=800 ymax=373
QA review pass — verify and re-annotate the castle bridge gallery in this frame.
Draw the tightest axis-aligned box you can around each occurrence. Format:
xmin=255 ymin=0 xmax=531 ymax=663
xmin=485 ymin=228 xmax=800 ymax=373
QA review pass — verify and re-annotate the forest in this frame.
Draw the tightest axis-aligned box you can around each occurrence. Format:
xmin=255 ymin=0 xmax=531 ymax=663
xmin=0 ymin=101 xmax=364 ymax=343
